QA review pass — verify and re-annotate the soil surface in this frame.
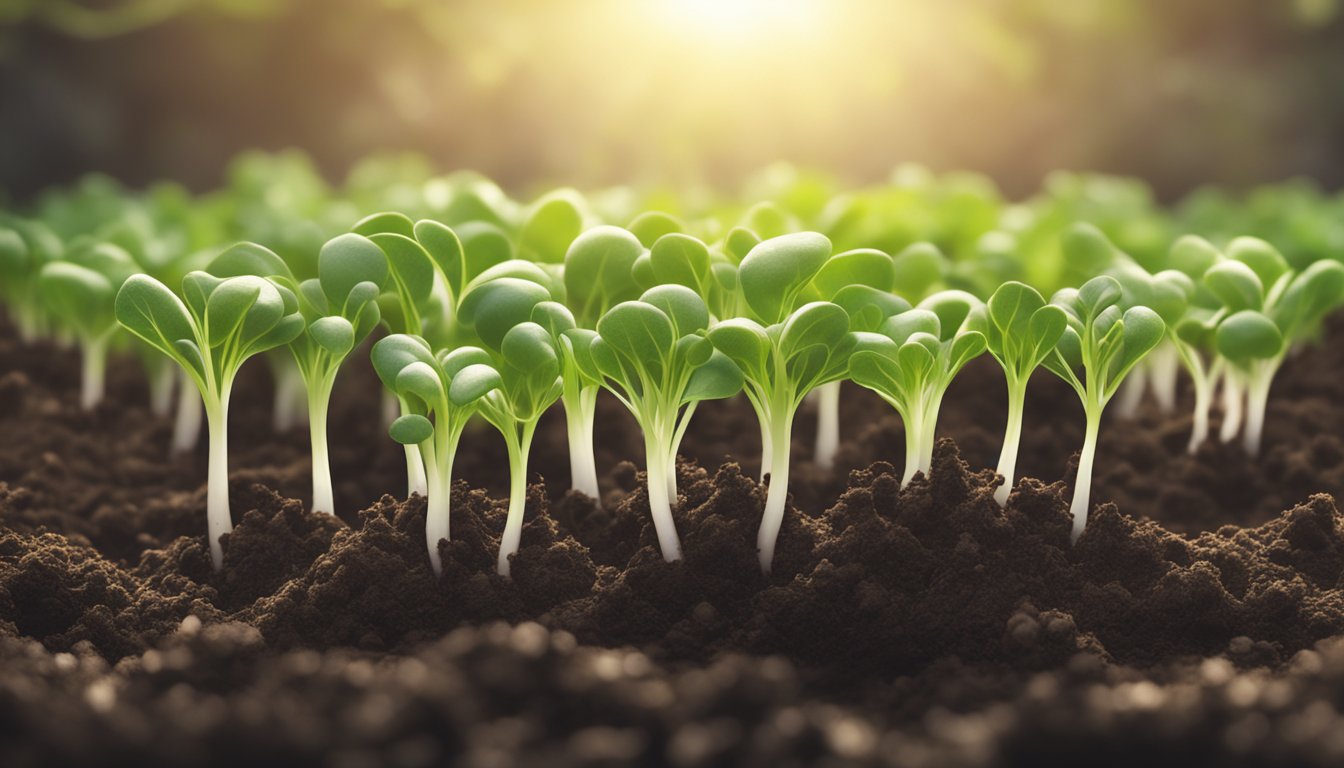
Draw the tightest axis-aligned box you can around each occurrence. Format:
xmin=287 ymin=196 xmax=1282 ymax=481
xmin=4 ymin=318 xmax=1344 ymax=766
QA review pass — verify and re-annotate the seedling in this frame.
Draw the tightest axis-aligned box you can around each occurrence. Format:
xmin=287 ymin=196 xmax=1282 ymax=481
xmin=707 ymin=232 xmax=855 ymax=573
xmin=576 ymin=285 xmax=743 ymax=562
xmin=849 ymin=291 xmax=987 ymax=488
xmin=38 ymin=242 xmax=139 ymax=409
xmin=374 ymin=334 xmax=497 ymax=575
xmin=973 ymin=281 xmax=1066 ymax=505
xmin=115 ymin=246 xmax=304 ymax=568
xmin=1043 ymin=275 xmax=1164 ymax=542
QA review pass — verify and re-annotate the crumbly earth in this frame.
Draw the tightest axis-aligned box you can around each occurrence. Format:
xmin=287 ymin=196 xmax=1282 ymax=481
xmin=4 ymin=320 xmax=1344 ymax=766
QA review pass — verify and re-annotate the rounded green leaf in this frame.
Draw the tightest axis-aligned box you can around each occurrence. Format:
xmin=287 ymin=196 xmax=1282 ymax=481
xmin=724 ymin=227 xmax=760 ymax=263
xmin=40 ymin=261 xmax=113 ymax=336
xmin=204 ymin=276 xmax=265 ymax=347
xmin=1076 ymin=275 xmax=1123 ymax=320
xmin=917 ymin=290 xmax=980 ymax=341
xmin=1216 ymin=310 xmax=1283 ymax=361
xmin=448 ymin=363 xmax=502 ymax=406
xmin=778 ymin=301 xmax=849 ymax=360
xmin=1168 ymin=235 xmax=1220 ymax=279
xmin=563 ymin=225 xmax=644 ymax=327
xmin=649 ymin=233 xmax=711 ymax=293
xmin=597 ymin=301 xmax=676 ymax=369
xmin=309 ymin=315 xmax=355 ymax=357
xmin=455 ymin=221 xmax=514 ymax=288
xmin=1061 ymin=223 xmax=1116 ymax=273
xmin=396 ymin=361 xmax=445 ymax=404
xmin=1227 ymin=237 xmax=1288 ymax=291
xmin=441 ymin=345 xmax=494 ymax=378
xmin=520 ymin=190 xmax=585 ymax=264
xmin=706 ymin=318 xmax=770 ymax=376
xmin=881 ymin=308 xmax=940 ymax=345
xmin=353 ymin=211 xmax=415 ymax=238
xmin=831 ymin=284 xmax=909 ymax=333
xmin=640 ymin=284 xmax=709 ymax=334
xmin=320 ymin=233 xmax=389 ymax=309
xmin=1115 ymin=307 xmax=1166 ymax=373
xmin=413 ymin=219 xmax=466 ymax=298
xmin=1203 ymin=260 xmax=1264 ymax=312
xmin=370 ymin=333 xmax=434 ymax=389
xmin=629 ymin=211 xmax=684 ymax=247
xmin=207 ymin=241 xmax=293 ymax=281
xmin=812 ymin=248 xmax=895 ymax=299
xmin=457 ymin=277 xmax=552 ymax=351
xmin=389 ymin=414 xmax=434 ymax=445
xmin=682 ymin=351 xmax=743 ymax=403
xmin=369 ymin=232 xmax=435 ymax=307
xmin=737 ymin=232 xmax=832 ymax=324
xmin=891 ymin=242 xmax=943 ymax=301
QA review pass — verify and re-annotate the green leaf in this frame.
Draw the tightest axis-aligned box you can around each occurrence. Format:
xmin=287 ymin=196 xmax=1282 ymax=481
xmin=916 ymin=290 xmax=980 ymax=341
xmin=205 ymin=277 xmax=266 ymax=347
xmin=457 ymin=277 xmax=553 ymax=350
xmin=396 ymin=361 xmax=445 ymax=405
xmin=413 ymin=219 xmax=466 ymax=299
xmin=681 ymin=351 xmax=743 ymax=403
xmin=320 ymin=233 xmax=389 ymax=308
xmin=352 ymin=211 xmax=415 ymax=238
xmin=1273 ymin=259 xmax=1344 ymax=338
xmin=812 ymin=248 xmax=895 ymax=299
xmin=116 ymin=279 xmax=195 ymax=357
xmin=40 ymin=261 xmax=114 ymax=336
xmin=778 ymin=301 xmax=849 ymax=360
xmin=207 ymin=242 xmax=293 ymax=281
xmin=1203 ymin=260 xmax=1264 ymax=312
xmin=597 ymin=300 xmax=676 ymax=376
xmin=628 ymin=211 xmax=684 ymax=247
xmin=370 ymin=333 xmax=434 ymax=390
xmin=455 ymin=221 xmax=514 ymax=291
xmin=1226 ymin=237 xmax=1289 ymax=291
xmin=309 ymin=315 xmax=355 ymax=357
xmin=706 ymin=318 xmax=770 ymax=380
xmin=890 ymin=242 xmax=943 ymax=301
xmin=648 ymin=233 xmax=712 ymax=295
xmin=448 ymin=362 xmax=502 ymax=406
xmin=639 ymin=284 xmax=709 ymax=334
xmin=563 ymin=225 xmax=644 ymax=327
xmin=520 ymin=190 xmax=585 ymax=263
xmin=724 ymin=227 xmax=760 ymax=263
xmin=737 ymin=232 xmax=832 ymax=324
xmin=1168 ymin=235 xmax=1220 ymax=279
xmin=831 ymin=285 xmax=909 ymax=333
xmin=389 ymin=414 xmax=434 ymax=445
xmin=1061 ymin=223 xmax=1116 ymax=274
xmin=1216 ymin=310 xmax=1284 ymax=362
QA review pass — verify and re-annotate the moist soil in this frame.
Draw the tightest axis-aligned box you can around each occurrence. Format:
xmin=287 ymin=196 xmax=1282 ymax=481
xmin=4 ymin=319 xmax=1344 ymax=766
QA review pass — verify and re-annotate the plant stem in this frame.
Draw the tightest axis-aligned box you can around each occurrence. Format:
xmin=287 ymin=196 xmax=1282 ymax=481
xmin=1188 ymin=369 xmax=1213 ymax=454
xmin=643 ymin=433 xmax=684 ymax=563
xmin=307 ymin=376 xmax=336 ymax=515
xmin=993 ymin=380 xmax=1026 ymax=507
xmin=900 ymin=404 xmax=923 ymax=487
xmin=1243 ymin=359 xmax=1279 ymax=458
xmin=204 ymin=388 xmax=233 ymax=570
xmin=917 ymin=396 xmax=942 ymax=476
xmin=422 ymin=441 xmax=455 ymax=576
xmin=148 ymin=357 xmax=176 ymax=417
xmin=79 ymin=336 xmax=108 ymax=411
xmin=1114 ymin=366 xmax=1145 ymax=418
xmin=381 ymin=387 xmax=399 ymax=429
xmin=563 ymin=385 xmax=602 ymax=504
xmin=497 ymin=422 xmax=537 ymax=577
xmin=757 ymin=415 xmax=773 ymax=482
xmin=813 ymin=380 xmax=841 ymax=471
xmin=405 ymin=444 xmax=428 ymax=498
xmin=171 ymin=368 xmax=203 ymax=455
xmin=757 ymin=411 xmax=795 ymax=574
xmin=1149 ymin=342 xmax=1180 ymax=414
xmin=1219 ymin=370 xmax=1245 ymax=444
xmin=1069 ymin=410 xmax=1102 ymax=544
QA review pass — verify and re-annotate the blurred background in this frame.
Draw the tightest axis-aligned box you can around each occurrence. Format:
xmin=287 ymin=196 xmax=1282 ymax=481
xmin=1 ymin=0 xmax=1343 ymax=201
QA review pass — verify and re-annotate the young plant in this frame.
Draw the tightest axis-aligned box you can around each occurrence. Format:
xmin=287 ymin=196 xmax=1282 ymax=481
xmin=707 ymin=232 xmax=855 ymax=574
xmin=1042 ymin=276 xmax=1164 ymax=542
xmin=849 ymin=291 xmax=987 ymax=488
xmin=973 ymin=281 xmax=1067 ymax=506
xmin=577 ymin=285 xmax=742 ymax=562
xmin=279 ymin=234 xmax=387 ymax=515
xmin=556 ymin=225 xmax=644 ymax=502
xmin=37 ymin=242 xmax=138 ymax=410
xmin=1203 ymin=238 xmax=1344 ymax=455
xmin=115 ymin=247 xmax=304 ymax=568
xmin=1163 ymin=235 xmax=1224 ymax=453
xmin=456 ymin=280 xmax=565 ymax=577
xmin=373 ymin=335 xmax=497 ymax=575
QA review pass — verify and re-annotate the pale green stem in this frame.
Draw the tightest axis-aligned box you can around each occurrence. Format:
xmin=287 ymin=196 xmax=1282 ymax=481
xmin=563 ymin=385 xmax=602 ymax=503
xmin=900 ymin=404 xmax=923 ymax=487
xmin=171 ymin=368 xmax=203 ymax=455
xmin=307 ymin=374 xmax=338 ymax=516
xmin=757 ymin=414 xmax=773 ymax=482
xmin=813 ymin=380 xmax=841 ymax=471
xmin=1069 ymin=408 xmax=1102 ymax=544
xmin=497 ymin=422 xmax=538 ymax=577
xmin=757 ymin=410 xmax=795 ymax=574
xmin=1220 ymin=370 xmax=1245 ymax=444
xmin=422 ymin=439 xmax=455 ymax=576
xmin=204 ymin=387 xmax=233 ymax=570
xmin=1149 ymin=342 xmax=1180 ymax=414
xmin=994 ymin=380 xmax=1027 ymax=507
xmin=1243 ymin=358 xmax=1281 ymax=458
xmin=79 ymin=335 xmax=108 ymax=411
xmin=148 ymin=357 xmax=176 ymax=417
xmin=1114 ymin=366 xmax=1145 ymax=419
xmin=918 ymin=395 xmax=942 ymax=476
xmin=643 ymin=430 xmax=684 ymax=563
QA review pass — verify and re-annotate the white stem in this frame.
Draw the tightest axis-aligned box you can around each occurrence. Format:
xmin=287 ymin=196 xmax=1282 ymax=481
xmin=79 ymin=337 xmax=107 ymax=411
xmin=1114 ymin=367 xmax=1146 ymax=419
xmin=405 ymin=444 xmax=428 ymax=498
xmin=900 ymin=406 xmax=923 ymax=487
xmin=273 ymin=375 xmax=298 ymax=432
xmin=644 ymin=436 xmax=684 ymax=562
xmin=497 ymin=425 xmax=535 ymax=577
xmin=564 ymin=387 xmax=602 ymax=503
xmin=758 ymin=416 xmax=774 ymax=482
xmin=813 ymin=380 xmax=841 ymax=471
xmin=757 ymin=414 xmax=794 ymax=574
xmin=424 ymin=451 xmax=453 ymax=576
xmin=1069 ymin=413 xmax=1101 ymax=544
xmin=205 ymin=391 xmax=233 ymax=570
xmin=993 ymin=386 xmax=1025 ymax=507
xmin=1188 ymin=372 xmax=1213 ymax=454
xmin=918 ymin=396 xmax=942 ymax=475
xmin=171 ymin=369 xmax=204 ymax=455
xmin=1149 ymin=343 xmax=1180 ymax=414
xmin=1219 ymin=371 xmax=1245 ymax=444
xmin=381 ymin=388 xmax=399 ymax=429
xmin=148 ymin=359 xmax=176 ymax=417
xmin=308 ymin=389 xmax=334 ymax=515
xmin=1243 ymin=361 xmax=1277 ymax=458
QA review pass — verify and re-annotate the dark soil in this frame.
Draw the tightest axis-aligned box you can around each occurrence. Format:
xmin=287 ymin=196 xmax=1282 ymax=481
xmin=5 ymin=319 xmax=1344 ymax=766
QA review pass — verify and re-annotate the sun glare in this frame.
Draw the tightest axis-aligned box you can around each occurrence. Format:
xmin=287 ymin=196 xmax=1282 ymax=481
xmin=649 ymin=0 xmax=824 ymax=40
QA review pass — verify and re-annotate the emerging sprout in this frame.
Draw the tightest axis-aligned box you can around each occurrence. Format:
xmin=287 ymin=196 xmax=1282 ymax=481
xmin=849 ymin=291 xmax=987 ymax=488
xmin=707 ymin=233 xmax=855 ymax=574
xmin=577 ymin=285 xmax=743 ymax=562
xmin=1043 ymin=275 xmax=1165 ymax=542
xmin=115 ymin=247 xmax=304 ymax=568
xmin=38 ymin=242 xmax=138 ymax=410
xmin=374 ymin=335 xmax=496 ymax=575
xmin=973 ymin=281 xmax=1067 ymax=506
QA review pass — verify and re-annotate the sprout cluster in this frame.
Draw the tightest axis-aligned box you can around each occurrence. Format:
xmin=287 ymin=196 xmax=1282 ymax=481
xmin=6 ymin=156 xmax=1343 ymax=577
